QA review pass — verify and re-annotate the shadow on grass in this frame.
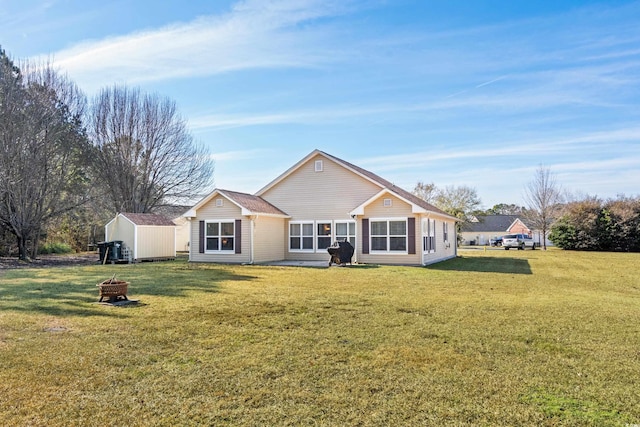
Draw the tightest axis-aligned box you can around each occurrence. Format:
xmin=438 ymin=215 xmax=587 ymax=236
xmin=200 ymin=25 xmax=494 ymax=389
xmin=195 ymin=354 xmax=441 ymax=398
xmin=0 ymin=262 xmax=256 ymax=317
xmin=427 ymin=256 xmax=532 ymax=275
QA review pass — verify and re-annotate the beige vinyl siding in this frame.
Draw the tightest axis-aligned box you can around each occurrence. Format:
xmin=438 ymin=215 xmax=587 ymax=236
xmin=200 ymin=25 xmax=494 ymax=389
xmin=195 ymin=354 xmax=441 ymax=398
xmin=173 ymin=217 xmax=191 ymax=252
xmin=364 ymin=193 xmax=414 ymax=218
xmin=136 ymin=226 xmax=176 ymax=259
xmin=261 ymin=154 xmax=381 ymax=221
xmin=422 ymin=216 xmax=457 ymax=265
xmin=190 ymin=197 xmax=251 ymax=263
xmin=261 ymin=154 xmax=381 ymax=261
xmin=359 ymin=194 xmax=421 ymax=265
xmin=253 ymin=216 xmax=286 ymax=263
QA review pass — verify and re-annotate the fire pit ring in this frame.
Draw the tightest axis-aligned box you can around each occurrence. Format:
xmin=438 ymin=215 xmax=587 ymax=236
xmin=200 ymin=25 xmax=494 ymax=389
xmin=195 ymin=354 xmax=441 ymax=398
xmin=97 ymin=276 xmax=129 ymax=303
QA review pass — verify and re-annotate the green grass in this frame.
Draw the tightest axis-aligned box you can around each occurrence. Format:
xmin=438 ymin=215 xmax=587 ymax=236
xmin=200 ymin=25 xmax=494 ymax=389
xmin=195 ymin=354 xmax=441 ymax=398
xmin=1 ymin=249 xmax=639 ymax=426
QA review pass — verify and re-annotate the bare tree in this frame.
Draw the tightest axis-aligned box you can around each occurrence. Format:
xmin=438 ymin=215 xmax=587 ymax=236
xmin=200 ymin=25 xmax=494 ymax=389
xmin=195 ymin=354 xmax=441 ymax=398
xmin=413 ymin=181 xmax=438 ymax=204
xmin=0 ymin=49 xmax=91 ymax=259
xmin=523 ymin=165 xmax=563 ymax=250
xmin=89 ymin=85 xmax=214 ymax=213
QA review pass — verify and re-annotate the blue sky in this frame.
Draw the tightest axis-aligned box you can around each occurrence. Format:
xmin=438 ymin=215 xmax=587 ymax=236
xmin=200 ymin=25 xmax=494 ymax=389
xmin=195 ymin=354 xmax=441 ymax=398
xmin=2 ymin=0 xmax=639 ymax=208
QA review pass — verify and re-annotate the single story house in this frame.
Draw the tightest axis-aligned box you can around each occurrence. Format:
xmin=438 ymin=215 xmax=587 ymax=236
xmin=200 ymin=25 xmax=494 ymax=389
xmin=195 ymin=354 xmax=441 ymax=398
xmin=184 ymin=149 xmax=458 ymax=266
xmin=105 ymin=213 xmax=176 ymax=261
xmin=460 ymin=215 xmax=531 ymax=245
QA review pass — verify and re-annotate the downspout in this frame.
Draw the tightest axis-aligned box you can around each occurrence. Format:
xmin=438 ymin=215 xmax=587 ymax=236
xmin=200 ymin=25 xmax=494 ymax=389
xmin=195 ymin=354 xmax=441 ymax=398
xmin=187 ymin=218 xmax=192 ymax=262
xmin=351 ymin=214 xmax=358 ymax=264
xmin=422 ymin=213 xmax=430 ymax=266
xmin=249 ymin=215 xmax=256 ymax=264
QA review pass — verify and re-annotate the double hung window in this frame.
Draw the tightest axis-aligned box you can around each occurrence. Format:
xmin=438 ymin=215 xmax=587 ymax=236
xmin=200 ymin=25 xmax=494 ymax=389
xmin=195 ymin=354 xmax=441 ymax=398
xmin=206 ymin=221 xmax=235 ymax=252
xmin=289 ymin=220 xmax=357 ymax=252
xmin=317 ymin=222 xmax=332 ymax=250
xmin=335 ymin=221 xmax=356 ymax=249
xmin=370 ymin=219 xmax=407 ymax=252
xmin=290 ymin=222 xmax=314 ymax=251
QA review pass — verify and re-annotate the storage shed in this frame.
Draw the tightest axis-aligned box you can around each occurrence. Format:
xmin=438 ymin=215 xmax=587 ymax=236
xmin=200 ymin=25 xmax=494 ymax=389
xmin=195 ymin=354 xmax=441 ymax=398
xmin=105 ymin=213 xmax=176 ymax=262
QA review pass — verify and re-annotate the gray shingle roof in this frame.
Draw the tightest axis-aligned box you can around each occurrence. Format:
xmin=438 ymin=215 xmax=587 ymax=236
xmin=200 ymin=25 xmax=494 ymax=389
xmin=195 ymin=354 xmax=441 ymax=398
xmin=121 ymin=213 xmax=176 ymax=226
xmin=218 ymin=189 xmax=289 ymax=216
xmin=461 ymin=215 xmax=520 ymax=233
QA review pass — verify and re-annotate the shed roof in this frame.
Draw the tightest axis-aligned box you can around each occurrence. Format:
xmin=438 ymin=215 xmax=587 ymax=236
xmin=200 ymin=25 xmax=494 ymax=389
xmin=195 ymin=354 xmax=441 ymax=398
xmin=120 ymin=213 xmax=176 ymax=226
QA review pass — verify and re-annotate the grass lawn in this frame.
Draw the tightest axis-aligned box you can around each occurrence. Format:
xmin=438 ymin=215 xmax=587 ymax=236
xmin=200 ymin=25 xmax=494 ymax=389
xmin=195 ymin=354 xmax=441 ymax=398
xmin=1 ymin=249 xmax=639 ymax=426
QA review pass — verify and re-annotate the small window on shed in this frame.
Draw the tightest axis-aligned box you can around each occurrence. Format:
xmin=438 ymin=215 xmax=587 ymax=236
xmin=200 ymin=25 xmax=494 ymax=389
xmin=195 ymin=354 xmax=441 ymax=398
xmin=315 ymin=160 xmax=323 ymax=172
xmin=383 ymin=198 xmax=392 ymax=207
xmin=216 ymin=199 xmax=224 ymax=207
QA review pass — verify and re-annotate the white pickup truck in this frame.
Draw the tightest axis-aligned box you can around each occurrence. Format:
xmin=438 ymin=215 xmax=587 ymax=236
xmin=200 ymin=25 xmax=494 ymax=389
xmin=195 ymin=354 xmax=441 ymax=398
xmin=502 ymin=233 xmax=536 ymax=250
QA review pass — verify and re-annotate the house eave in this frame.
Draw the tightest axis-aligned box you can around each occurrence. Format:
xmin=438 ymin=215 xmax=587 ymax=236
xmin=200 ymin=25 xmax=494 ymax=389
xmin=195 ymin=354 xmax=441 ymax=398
xmin=349 ymin=189 xmax=430 ymax=216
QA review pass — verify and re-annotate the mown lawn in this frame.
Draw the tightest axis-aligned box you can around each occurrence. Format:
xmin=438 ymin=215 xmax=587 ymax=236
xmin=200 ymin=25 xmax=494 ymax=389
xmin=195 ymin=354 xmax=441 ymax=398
xmin=0 ymin=249 xmax=639 ymax=426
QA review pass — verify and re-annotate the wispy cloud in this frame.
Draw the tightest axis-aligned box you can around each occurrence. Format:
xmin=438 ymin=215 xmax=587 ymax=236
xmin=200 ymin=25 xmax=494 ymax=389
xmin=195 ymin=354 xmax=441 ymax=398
xmin=357 ymin=127 xmax=640 ymax=172
xmin=41 ymin=0 xmax=351 ymax=92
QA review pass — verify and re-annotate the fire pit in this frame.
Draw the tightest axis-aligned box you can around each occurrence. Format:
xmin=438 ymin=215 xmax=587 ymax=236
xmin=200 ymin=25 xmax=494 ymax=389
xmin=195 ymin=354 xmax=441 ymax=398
xmin=327 ymin=240 xmax=354 ymax=266
xmin=97 ymin=276 xmax=129 ymax=302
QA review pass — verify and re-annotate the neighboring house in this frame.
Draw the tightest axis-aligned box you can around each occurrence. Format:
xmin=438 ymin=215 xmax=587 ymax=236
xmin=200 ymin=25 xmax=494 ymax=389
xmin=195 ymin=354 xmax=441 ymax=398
xmin=184 ymin=149 xmax=458 ymax=266
xmin=460 ymin=215 xmax=531 ymax=245
xmin=105 ymin=213 xmax=176 ymax=261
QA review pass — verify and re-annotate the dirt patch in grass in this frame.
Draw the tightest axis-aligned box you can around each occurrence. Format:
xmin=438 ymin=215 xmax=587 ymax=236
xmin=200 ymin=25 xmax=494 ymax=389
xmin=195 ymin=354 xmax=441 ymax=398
xmin=0 ymin=252 xmax=98 ymax=269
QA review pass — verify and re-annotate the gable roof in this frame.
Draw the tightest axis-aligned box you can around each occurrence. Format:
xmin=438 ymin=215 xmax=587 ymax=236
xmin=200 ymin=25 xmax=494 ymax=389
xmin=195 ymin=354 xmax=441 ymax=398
xmin=120 ymin=212 xmax=176 ymax=226
xmin=184 ymin=189 xmax=289 ymax=218
xmin=257 ymin=149 xmax=456 ymax=220
xmin=219 ymin=189 xmax=289 ymax=217
xmin=461 ymin=215 xmax=523 ymax=233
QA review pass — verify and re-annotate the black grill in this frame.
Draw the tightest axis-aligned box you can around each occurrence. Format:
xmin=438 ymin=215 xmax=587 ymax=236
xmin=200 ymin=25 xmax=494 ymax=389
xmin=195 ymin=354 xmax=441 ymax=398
xmin=327 ymin=240 xmax=354 ymax=266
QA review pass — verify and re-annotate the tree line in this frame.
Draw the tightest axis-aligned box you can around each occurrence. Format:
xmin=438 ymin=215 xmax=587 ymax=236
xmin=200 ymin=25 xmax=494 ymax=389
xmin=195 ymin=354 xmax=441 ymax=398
xmin=549 ymin=196 xmax=640 ymax=252
xmin=413 ymin=167 xmax=639 ymax=252
xmin=0 ymin=47 xmax=213 ymax=260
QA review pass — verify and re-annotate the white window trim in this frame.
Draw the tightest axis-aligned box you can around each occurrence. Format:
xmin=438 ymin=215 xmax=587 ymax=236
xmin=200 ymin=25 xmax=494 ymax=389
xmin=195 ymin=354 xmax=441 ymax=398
xmin=335 ymin=220 xmax=357 ymax=250
xmin=443 ymin=222 xmax=449 ymax=243
xmin=316 ymin=220 xmax=333 ymax=252
xmin=315 ymin=160 xmax=323 ymax=172
xmin=289 ymin=221 xmax=315 ymax=252
xmin=383 ymin=198 xmax=392 ymax=207
xmin=422 ymin=218 xmax=436 ymax=254
xmin=205 ymin=219 xmax=235 ymax=254
xmin=369 ymin=217 xmax=408 ymax=255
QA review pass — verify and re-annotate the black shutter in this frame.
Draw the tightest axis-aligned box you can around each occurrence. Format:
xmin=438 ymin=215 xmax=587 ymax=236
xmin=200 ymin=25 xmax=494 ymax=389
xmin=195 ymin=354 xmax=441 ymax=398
xmin=362 ymin=218 xmax=369 ymax=254
xmin=408 ymin=217 xmax=416 ymax=255
xmin=235 ymin=219 xmax=242 ymax=254
xmin=199 ymin=221 xmax=205 ymax=253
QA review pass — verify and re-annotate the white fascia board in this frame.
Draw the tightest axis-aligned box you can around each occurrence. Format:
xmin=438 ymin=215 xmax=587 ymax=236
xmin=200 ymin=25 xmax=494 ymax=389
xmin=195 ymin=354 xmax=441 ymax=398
xmin=240 ymin=209 xmax=290 ymax=219
xmin=349 ymin=189 xmax=428 ymax=216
